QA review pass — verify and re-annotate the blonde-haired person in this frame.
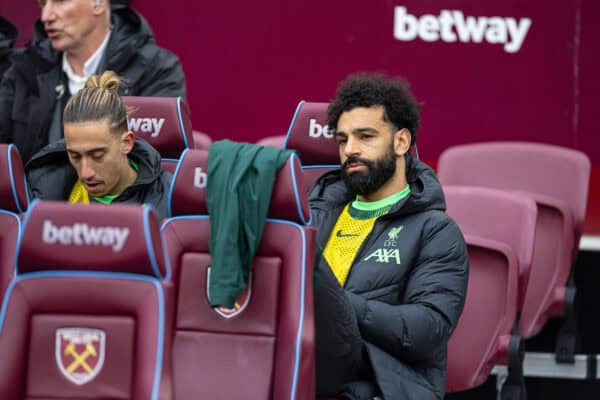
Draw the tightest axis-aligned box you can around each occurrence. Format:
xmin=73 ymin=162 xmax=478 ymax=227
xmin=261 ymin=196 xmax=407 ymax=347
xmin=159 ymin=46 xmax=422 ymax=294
xmin=25 ymin=70 xmax=173 ymax=219
xmin=0 ymin=0 xmax=185 ymax=164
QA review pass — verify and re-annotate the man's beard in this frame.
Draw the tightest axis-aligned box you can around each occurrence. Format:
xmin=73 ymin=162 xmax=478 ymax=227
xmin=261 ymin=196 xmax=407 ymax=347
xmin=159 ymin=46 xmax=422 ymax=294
xmin=341 ymin=145 xmax=397 ymax=196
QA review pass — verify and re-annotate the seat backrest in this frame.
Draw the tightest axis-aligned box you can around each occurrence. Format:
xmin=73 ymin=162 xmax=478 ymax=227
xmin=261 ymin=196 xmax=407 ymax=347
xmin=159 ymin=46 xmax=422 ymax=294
xmin=0 ymin=144 xmax=28 ymax=303
xmin=283 ymin=101 xmax=340 ymax=188
xmin=0 ymin=143 xmax=29 ymax=214
xmin=256 ymin=135 xmax=286 ymax=148
xmin=438 ymin=142 xmax=591 ymax=338
xmin=0 ymin=210 xmax=19 ymax=305
xmin=162 ymin=148 xmax=315 ymax=400
xmin=0 ymin=201 xmax=173 ymax=400
xmin=444 ymin=185 xmax=537 ymax=392
xmin=192 ymin=130 xmax=213 ymax=150
xmin=123 ymin=96 xmax=194 ymax=172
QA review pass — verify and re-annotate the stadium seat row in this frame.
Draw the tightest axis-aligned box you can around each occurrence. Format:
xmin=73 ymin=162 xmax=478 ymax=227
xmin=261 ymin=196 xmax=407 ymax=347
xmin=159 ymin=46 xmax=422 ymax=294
xmin=0 ymin=143 xmax=315 ymax=399
xmin=0 ymin=97 xmax=591 ymax=399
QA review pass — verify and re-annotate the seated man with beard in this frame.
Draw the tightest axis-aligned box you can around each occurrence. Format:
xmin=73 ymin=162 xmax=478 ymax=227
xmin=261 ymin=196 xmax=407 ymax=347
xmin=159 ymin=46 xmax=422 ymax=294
xmin=310 ymin=73 xmax=468 ymax=400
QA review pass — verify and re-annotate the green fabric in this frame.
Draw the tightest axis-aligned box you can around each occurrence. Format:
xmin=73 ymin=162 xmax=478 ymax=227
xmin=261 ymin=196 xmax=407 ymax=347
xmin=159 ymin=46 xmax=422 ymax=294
xmin=91 ymin=193 xmax=118 ymax=204
xmin=91 ymin=158 xmax=140 ymax=204
xmin=207 ymin=139 xmax=292 ymax=308
xmin=349 ymin=185 xmax=411 ymax=220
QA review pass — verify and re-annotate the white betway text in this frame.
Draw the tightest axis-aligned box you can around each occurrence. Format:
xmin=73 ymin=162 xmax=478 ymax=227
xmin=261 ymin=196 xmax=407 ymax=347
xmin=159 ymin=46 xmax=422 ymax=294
xmin=127 ymin=118 xmax=165 ymax=138
xmin=42 ymin=220 xmax=130 ymax=252
xmin=394 ymin=6 xmax=532 ymax=53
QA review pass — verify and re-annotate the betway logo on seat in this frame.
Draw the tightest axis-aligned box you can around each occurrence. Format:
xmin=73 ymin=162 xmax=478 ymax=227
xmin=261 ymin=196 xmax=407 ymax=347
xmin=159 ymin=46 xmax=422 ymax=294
xmin=394 ymin=6 xmax=532 ymax=53
xmin=127 ymin=117 xmax=165 ymax=138
xmin=42 ymin=220 xmax=130 ymax=252
xmin=309 ymin=119 xmax=334 ymax=139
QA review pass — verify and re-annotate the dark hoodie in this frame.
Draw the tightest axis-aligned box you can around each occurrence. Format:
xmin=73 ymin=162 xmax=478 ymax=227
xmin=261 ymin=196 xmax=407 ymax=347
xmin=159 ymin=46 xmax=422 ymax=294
xmin=25 ymin=137 xmax=173 ymax=219
xmin=309 ymin=156 xmax=469 ymax=400
xmin=0 ymin=16 xmax=18 ymax=78
xmin=0 ymin=4 xmax=186 ymax=163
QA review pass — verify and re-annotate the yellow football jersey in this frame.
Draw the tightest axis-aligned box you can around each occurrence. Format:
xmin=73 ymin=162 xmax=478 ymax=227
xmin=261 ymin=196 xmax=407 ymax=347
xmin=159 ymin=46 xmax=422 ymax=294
xmin=323 ymin=185 xmax=411 ymax=286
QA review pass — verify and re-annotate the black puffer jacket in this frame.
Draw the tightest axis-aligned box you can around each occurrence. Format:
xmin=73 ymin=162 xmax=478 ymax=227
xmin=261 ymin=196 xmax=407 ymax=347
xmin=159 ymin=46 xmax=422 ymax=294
xmin=309 ymin=156 xmax=469 ymax=400
xmin=25 ymin=138 xmax=172 ymax=220
xmin=0 ymin=4 xmax=186 ymax=163
xmin=0 ymin=16 xmax=18 ymax=78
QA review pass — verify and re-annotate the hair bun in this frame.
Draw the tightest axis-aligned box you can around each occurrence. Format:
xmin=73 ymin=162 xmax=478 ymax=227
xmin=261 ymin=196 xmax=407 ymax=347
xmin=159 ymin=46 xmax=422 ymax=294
xmin=84 ymin=70 xmax=121 ymax=94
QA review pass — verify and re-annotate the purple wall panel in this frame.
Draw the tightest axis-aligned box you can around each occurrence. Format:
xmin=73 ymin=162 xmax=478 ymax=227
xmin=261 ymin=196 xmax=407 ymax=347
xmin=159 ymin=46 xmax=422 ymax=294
xmin=3 ymin=0 xmax=600 ymax=231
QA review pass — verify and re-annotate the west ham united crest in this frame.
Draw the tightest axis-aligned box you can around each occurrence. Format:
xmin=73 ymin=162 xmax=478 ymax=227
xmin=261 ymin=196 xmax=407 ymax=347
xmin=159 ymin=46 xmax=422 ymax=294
xmin=56 ymin=328 xmax=106 ymax=385
xmin=207 ymin=267 xmax=252 ymax=319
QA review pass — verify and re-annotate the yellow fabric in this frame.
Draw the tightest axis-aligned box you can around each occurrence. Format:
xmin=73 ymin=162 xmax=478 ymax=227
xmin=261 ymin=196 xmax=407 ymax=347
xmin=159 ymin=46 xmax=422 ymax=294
xmin=323 ymin=204 xmax=378 ymax=286
xmin=68 ymin=180 xmax=90 ymax=204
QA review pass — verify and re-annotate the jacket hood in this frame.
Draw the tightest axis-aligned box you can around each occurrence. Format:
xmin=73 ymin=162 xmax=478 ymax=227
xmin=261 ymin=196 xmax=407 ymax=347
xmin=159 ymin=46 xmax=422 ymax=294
xmin=128 ymin=137 xmax=164 ymax=186
xmin=312 ymin=155 xmax=446 ymax=216
xmin=31 ymin=5 xmax=153 ymax=69
xmin=398 ymin=154 xmax=446 ymax=215
xmin=0 ymin=17 xmax=18 ymax=52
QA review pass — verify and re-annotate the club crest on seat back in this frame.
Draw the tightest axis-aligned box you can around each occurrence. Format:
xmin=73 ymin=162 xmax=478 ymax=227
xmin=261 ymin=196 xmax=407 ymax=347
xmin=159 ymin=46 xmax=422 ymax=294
xmin=56 ymin=328 xmax=106 ymax=386
xmin=207 ymin=267 xmax=252 ymax=319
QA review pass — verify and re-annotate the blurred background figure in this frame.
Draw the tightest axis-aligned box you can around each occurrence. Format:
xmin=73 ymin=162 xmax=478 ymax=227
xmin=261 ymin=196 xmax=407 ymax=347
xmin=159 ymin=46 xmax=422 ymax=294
xmin=0 ymin=0 xmax=186 ymax=163
xmin=0 ymin=16 xmax=18 ymax=78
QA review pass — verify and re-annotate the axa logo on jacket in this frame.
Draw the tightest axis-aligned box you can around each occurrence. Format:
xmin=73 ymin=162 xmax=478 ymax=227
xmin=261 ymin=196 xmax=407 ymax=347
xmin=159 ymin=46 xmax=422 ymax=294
xmin=364 ymin=248 xmax=402 ymax=265
xmin=42 ymin=220 xmax=130 ymax=252
xmin=364 ymin=225 xmax=404 ymax=265
xmin=393 ymin=6 xmax=532 ymax=53
xmin=127 ymin=117 xmax=165 ymax=138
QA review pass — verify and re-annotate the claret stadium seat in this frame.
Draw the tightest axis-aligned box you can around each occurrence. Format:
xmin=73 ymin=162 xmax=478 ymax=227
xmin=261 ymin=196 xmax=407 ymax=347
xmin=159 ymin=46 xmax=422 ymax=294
xmin=0 ymin=144 xmax=29 ymax=302
xmin=256 ymin=135 xmax=286 ymax=148
xmin=283 ymin=101 xmax=339 ymax=188
xmin=0 ymin=201 xmax=174 ymax=400
xmin=123 ymin=96 xmax=195 ymax=172
xmin=161 ymin=148 xmax=315 ymax=400
xmin=438 ymin=143 xmax=591 ymax=356
xmin=444 ymin=186 xmax=537 ymax=399
xmin=192 ymin=130 xmax=213 ymax=150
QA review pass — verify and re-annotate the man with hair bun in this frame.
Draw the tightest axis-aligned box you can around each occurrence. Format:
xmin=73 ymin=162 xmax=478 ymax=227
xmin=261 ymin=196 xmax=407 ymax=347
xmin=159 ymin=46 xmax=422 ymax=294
xmin=25 ymin=70 xmax=172 ymax=219
xmin=310 ymin=73 xmax=468 ymax=399
xmin=0 ymin=0 xmax=186 ymax=163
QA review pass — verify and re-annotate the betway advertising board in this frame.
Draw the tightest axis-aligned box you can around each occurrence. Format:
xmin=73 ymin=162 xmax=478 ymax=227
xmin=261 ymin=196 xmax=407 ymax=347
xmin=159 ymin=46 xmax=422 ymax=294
xmin=135 ymin=0 xmax=598 ymax=233
xmin=4 ymin=1 xmax=598 ymax=233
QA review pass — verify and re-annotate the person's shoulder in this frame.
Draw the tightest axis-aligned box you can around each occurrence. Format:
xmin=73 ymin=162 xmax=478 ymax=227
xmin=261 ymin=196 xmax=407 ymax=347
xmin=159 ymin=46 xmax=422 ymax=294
xmin=417 ymin=209 xmax=465 ymax=246
xmin=159 ymin=169 xmax=174 ymax=184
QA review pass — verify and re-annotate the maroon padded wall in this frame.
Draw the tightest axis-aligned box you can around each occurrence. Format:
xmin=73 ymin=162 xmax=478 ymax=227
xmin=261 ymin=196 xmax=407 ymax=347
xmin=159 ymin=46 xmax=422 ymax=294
xmin=3 ymin=0 xmax=599 ymax=233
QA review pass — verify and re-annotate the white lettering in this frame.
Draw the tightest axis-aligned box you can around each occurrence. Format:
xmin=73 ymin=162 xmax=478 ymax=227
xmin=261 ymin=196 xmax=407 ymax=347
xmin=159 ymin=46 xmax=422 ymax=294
xmin=141 ymin=119 xmax=152 ymax=132
xmin=194 ymin=167 xmax=207 ymax=189
xmin=308 ymin=119 xmax=334 ymax=139
xmin=151 ymin=118 xmax=165 ymax=138
xmin=42 ymin=220 xmax=130 ymax=252
xmin=364 ymin=248 xmax=384 ymax=262
xmin=127 ymin=118 xmax=142 ymax=132
xmin=418 ymin=15 xmax=440 ymax=42
xmin=504 ymin=17 xmax=531 ymax=53
xmin=393 ymin=6 xmax=532 ymax=53
xmin=127 ymin=117 xmax=166 ymax=138
xmin=393 ymin=6 xmax=418 ymax=40
xmin=439 ymin=10 xmax=457 ymax=42
xmin=453 ymin=11 xmax=487 ymax=44
xmin=485 ymin=17 xmax=508 ymax=44
xmin=364 ymin=248 xmax=401 ymax=264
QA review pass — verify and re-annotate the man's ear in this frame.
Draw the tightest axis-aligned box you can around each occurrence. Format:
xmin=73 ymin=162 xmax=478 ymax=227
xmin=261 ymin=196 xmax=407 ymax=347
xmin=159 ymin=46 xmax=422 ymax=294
xmin=92 ymin=0 xmax=106 ymax=16
xmin=121 ymin=131 xmax=135 ymax=154
xmin=393 ymin=128 xmax=411 ymax=157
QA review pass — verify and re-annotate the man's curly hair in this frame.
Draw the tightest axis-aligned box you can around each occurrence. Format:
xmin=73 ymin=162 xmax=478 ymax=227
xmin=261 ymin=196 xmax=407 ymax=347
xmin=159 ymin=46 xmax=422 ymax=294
xmin=327 ymin=73 xmax=421 ymax=147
